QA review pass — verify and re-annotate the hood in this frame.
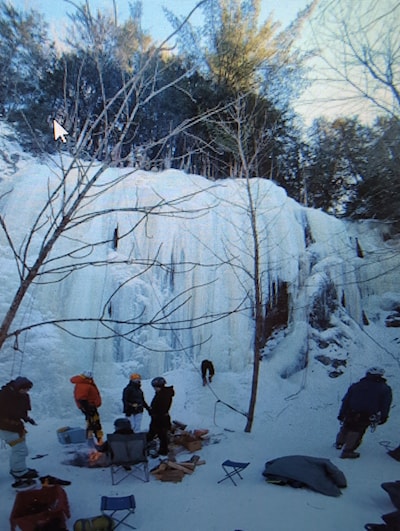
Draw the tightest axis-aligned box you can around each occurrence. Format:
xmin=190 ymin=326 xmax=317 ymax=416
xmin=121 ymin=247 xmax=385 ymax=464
xmin=12 ymin=376 xmax=33 ymax=390
xmin=163 ymin=386 xmax=175 ymax=398
xmin=363 ymin=374 xmax=387 ymax=384
xmin=70 ymin=374 xmax=92 ymax=384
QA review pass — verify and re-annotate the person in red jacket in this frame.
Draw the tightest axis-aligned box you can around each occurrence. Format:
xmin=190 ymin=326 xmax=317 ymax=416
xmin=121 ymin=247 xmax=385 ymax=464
xmin=70 ymin=371 xmax=103 ymax=444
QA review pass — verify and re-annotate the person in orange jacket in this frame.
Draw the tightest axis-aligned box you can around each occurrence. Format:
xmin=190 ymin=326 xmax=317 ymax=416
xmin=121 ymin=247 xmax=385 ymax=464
xmin=70 ymin=371 xmax=103 ymax=444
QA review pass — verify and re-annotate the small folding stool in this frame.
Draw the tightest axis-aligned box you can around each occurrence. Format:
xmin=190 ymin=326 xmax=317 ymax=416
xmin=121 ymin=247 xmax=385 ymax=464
xmin=217 ymin=460 xmax=250 ymax=486
xmin=100 ymin=495 xmax=136 ymax=529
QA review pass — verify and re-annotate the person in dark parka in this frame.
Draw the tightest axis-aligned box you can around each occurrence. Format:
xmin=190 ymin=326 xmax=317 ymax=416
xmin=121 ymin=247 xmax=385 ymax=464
xmin=146 ymin=376 xmax=174 ymax=456
xmin=96 ymin=417 xmax=134 ymax=454
xmin=0 ymin=377 xmax=38 ymax=479
xmin=201 ymin=359 xmax=215 ymax=386
xmin=122 ymin=373 xmax=150 ymax=432
xmin=336 ymin=366 xmax=392 ymax=459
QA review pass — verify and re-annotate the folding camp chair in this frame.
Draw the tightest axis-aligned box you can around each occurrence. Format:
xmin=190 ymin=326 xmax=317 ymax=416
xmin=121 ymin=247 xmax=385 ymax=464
xmin=217 ymin=460 xmax=250 ymax=486
xmin=101 ymin=495 xmax=136 ymax=529
xmin=107 ymin=432 xmax=149 ymax=485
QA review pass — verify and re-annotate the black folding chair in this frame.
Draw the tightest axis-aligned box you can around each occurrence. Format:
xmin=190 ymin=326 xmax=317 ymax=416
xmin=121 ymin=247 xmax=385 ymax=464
xmin=101 ymin=495 xmax=136 ymax=529
xmin=217 ymin=459 xmax=250 ymax=486
xmin=107 ymin=432 xmax=149 ymax=485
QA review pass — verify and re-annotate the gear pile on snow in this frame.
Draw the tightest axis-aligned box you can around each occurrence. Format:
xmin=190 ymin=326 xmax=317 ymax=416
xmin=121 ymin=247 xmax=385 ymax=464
xmin=170 ymin=421 xmax=209 ymax=453
xmin=150 ymin=455 xmax=205 ymax=483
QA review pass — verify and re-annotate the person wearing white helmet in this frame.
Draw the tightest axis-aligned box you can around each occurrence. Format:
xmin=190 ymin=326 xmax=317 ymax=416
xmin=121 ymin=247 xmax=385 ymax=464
xmin=335 ymin=367 xmax=392 ymax=459
xmin=70 ymin=371 xmax=103 ymax=445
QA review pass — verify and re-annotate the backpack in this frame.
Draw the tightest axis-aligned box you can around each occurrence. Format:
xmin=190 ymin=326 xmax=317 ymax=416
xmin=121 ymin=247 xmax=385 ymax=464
xmin=73 ymin=515 xmax=114 ymax=531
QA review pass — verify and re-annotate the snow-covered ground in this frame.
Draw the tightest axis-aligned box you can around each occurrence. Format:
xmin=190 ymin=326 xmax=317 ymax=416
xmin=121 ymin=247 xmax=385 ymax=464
xmin=1 ymin=312 xmax=399 ymax=530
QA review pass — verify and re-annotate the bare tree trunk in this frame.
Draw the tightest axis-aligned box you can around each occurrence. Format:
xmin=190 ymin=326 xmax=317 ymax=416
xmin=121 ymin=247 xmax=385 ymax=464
xmin=244 ymin=172 xmax=263 ymax=433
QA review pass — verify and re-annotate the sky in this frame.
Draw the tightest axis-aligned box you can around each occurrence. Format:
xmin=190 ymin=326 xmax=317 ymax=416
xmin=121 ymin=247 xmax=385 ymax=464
xmin=18 ymin=0 xmax=312 ymax=42
xmin=0 ymin=126 xmax=399 ymax=529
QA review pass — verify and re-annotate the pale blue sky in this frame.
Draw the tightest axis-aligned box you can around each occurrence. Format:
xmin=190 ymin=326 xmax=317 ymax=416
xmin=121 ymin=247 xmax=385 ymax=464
xmin=17 ymin=0 xmax=311 ymax=42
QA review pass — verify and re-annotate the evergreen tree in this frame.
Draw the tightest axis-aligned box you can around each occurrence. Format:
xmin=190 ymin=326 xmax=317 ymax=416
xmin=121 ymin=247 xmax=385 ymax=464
xmin=0 ymin=2 xmax=54 ymax=125
xmin=345 ymin=117 xmax=400 ymax=227
xmin=305 ymin=117 xmax=372 ymax=214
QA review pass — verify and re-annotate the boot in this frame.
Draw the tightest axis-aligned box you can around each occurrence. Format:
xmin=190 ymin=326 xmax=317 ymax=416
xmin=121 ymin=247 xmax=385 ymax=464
xmin=11 ymin=468 xmax=38 ymax=479
xmin=341 ymin=430 xmax=362 ymax=456
xmin=341 ymin=450 xmax=360 ymax=459
xmin=388 ymin=446 xmax=400 ymax=462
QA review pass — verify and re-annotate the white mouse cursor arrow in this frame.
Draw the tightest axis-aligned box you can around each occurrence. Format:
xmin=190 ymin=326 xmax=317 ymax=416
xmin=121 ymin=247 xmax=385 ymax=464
xmin=53 ymin=119 xmax=69 ymax=143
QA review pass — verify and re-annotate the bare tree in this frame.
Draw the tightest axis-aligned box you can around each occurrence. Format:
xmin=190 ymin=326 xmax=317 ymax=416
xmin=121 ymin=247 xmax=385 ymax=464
xmin=0 ymin=0 xmax=230 ymax=357
xmin=192 ymin=97 xmax=291 ymax=432
xmin=308 ymin=0 xmax=400 ymax=120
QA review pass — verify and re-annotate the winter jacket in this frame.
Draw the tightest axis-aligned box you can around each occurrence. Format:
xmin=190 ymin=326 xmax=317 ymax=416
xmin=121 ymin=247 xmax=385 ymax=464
xmin=122 ymin=381 xmax=149 ymax=416
xmin=338 ymin=374 xmax=392 ymax=423
xmin=263 ymin=455 xmax=347 ymax=497
xmin=70 ymin=374 xmax=102 ymax=411
xmin=201 ymin=360 xmax=215 ymax=378
xmin=149 ymin=386 xmax=174 ymax=426
xmin=0 ymin=380 xmax=32 ymax=435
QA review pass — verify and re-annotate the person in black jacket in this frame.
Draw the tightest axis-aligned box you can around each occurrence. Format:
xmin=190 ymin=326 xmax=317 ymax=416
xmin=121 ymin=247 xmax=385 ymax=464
xmin=201 ymin=359 xmax=215 ymax=386
xmin=96 ymin=417 xmax=134 ymax=453
xmin=335 ymin=367 xmax=392 ymax=459
xmin=146 ymin=376 xmax=174 ymax=456
xmin=0 ymin=376 xmax=38 ymax=480
xmin=122 ymin=373 xmax=150 ymax=432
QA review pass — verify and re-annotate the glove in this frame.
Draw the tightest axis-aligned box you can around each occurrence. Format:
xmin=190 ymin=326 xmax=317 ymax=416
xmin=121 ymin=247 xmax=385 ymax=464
xmin=26 ymin=417 xmax=37 ymax=425
xmin=78 ymin=399 xmax=89 ymax=411
xmin=86 ymin=405 xmax=96 ymax=416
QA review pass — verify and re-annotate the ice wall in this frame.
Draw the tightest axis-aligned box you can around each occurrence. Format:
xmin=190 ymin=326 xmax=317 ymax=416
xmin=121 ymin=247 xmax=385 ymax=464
xmin=0 ymin=145 xmax=398 ymax=395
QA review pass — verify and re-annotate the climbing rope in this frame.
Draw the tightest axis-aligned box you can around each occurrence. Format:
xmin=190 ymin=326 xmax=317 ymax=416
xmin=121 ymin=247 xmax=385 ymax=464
xmin=128 ymin=237 xmax=248 ymax=428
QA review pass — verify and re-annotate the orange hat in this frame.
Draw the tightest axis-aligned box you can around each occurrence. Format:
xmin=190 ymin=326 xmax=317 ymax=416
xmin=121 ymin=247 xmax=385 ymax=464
xmin=130 ymin=373 xmax=141 ymax=381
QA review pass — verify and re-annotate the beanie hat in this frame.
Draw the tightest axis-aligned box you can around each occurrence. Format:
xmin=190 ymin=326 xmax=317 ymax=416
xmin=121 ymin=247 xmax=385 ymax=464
xmin=13 ymin=376 xmax=33 ymax=390
xmin=366 ymin=366 xmax=385 ymax=376
xmin=82 ymin=371 xmax=93 ymax=378
xmin=130 ymin=373 xmax=141 ymax=381
xmin=114 ymin=418 xmax=131 ymax=430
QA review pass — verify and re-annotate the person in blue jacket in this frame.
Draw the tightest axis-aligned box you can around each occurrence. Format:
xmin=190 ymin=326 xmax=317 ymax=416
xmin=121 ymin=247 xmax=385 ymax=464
xmin=335 ymin=367 xmax=392 ymax=459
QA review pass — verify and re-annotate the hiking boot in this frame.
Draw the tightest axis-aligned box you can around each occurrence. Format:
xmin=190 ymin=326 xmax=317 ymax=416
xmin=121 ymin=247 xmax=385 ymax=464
xmin=11 ymin=468 xmax=38 ymax=479
xmin=335 ymin=443 xmax=343 ymax=449
xmin=158 ymin=450 xmax=168 ymax=456
xmin=40 ymin=475 xmax=71 ymax=486
xmin=388 ymin=449 xmax=400 ymax=462
xmin=340 ymin=451 xmax=360 ymax=459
